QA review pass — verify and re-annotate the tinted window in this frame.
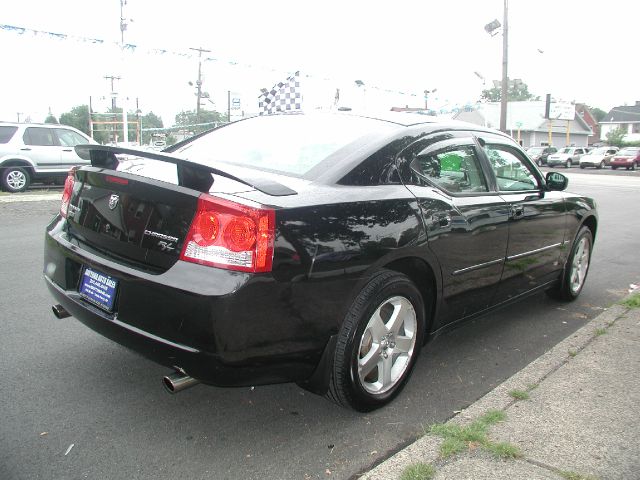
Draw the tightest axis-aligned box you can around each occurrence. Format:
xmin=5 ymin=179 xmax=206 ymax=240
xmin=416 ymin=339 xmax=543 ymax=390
xmin=172 ymin=114 xmax=396 ymax=177
xmin=24 ymin=127 xmax=57 ymax=146
xmin=56 ymin=128 xmax=89 ymax=147
xmin=411 ymin=145 xmax=488 ymax=194
xmin=0 ymin=126 xmax=18 ymax=143
xmin=484 ymin=145 xmax=539 ymax=191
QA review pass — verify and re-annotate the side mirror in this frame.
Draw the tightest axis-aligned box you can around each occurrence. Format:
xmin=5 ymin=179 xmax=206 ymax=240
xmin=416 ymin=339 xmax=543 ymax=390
xmin=546 ymin=172 xmax=568 ymax=191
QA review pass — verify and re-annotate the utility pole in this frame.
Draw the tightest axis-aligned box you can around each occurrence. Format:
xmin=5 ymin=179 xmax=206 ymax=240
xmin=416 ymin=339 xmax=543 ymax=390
xmin=104 ymin=75 xmax=121 ymax=143
xmin=16 ymin=112 xmax=23 ymax=123
xmin=104 ymin=75 xmax=121 ymax=111
xmin=499 ymin=0 xmax=509 ymax=133
xmin=119 ymin=0 xmax=127 ymax=46
xmin=189 ymin=47 xmax=211 ymax=125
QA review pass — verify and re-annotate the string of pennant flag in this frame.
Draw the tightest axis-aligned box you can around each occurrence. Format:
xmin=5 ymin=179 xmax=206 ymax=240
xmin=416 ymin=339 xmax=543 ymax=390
xmin=1 ymin=24 xmax=419 ymax=100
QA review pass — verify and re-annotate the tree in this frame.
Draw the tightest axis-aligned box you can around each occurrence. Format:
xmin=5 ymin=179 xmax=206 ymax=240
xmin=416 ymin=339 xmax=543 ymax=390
xmin=140 ymin=111 xmax=164 ymax=145
xmin=175 ymin=109 xmax=228 ymax=135
xmin=480 ymin=81 xmax=538 ymax=102
xmin=59 ymin=105 xmax=91 ymax=134
xmin=605 ymin=127 xmax=627 ymax=147
xmin=587 ymin=106 xmax=607 ymax=123
xmin=59 ymin=105 xmax=110 ymax=144
xmin=44 ymin=113 xmax=59 ymax=124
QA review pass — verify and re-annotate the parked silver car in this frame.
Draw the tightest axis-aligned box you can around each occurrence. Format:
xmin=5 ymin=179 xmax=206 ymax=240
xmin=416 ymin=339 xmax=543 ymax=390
xmin=579 ymin=146 xmax=619 ymax=169
xmin=0 ymin=122 xmax=96 ymax=192
xmin=546 ymin=147 xmax=588 ymax=168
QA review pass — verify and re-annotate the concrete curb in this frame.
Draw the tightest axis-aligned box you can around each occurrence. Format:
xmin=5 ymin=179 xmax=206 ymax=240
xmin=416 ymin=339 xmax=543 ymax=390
xmin=360 ymin=303 xmax=630 ymax=479
xmin=0 ymin=193 xmax=61 ymax=203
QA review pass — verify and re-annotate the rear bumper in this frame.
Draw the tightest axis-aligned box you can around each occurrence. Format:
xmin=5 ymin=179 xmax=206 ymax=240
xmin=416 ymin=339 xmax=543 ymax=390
xmin=43 ymin=218 xmax=331 ymax=387
xmin=547 ymin=159 xmax=567 ymax=166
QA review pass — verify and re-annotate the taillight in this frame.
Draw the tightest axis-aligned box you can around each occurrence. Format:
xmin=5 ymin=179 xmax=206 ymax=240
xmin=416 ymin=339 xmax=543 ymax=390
xmin=60 ymin=169 xmax=76 ymax=218
xmin=180 ymin=194 xmax=275 ymax=273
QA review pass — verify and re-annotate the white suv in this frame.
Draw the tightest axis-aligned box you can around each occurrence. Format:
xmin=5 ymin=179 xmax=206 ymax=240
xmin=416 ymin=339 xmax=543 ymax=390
xmin=0 ymin=122 xmax=96 ymax=192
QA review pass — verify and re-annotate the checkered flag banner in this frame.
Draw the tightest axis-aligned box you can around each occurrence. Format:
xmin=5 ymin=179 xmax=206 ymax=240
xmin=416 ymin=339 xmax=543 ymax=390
xmin=258 ymin=71 xmax=302 ymax=115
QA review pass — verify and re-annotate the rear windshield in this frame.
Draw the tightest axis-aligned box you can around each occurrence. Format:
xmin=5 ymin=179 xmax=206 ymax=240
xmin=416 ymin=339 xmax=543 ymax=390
xmin=527 ymin=147 xmax=545 ymax=154
xmin=588 ymin=147 xmax=605 ymax=154
xmin=0 ymin=126 xmax=18 ymax=143
xmin=172 ymin=114 xmax=396 ymax=177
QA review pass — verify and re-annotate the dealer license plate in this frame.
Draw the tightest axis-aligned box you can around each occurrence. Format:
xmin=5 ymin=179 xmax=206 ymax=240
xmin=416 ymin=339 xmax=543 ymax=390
xmin=79 ymin=267 xmax=118 ymax=312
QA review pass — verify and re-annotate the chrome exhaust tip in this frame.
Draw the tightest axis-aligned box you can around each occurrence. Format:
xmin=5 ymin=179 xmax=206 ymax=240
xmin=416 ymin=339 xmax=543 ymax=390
xmin=163 ymin=371 xmax=199 ymax=394
xmin=52 ymin=304 xmax=71 ymax=319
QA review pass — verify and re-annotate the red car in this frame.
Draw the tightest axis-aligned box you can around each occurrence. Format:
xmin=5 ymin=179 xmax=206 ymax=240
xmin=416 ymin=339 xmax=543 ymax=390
xmin=610 ymin=147 xmax=640 ymax=170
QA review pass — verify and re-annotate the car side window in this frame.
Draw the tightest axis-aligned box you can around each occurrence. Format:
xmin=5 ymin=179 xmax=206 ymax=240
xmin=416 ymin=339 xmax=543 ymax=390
xmin=484 ymin=145 xmax=540 ymax=191
xmin=0 ymin=126 xmax=18 ymax=143
xmin=56 ymin=129 xmax=89 ymax=147
xmin=411 ymin=145 xmax=488 ymax=194
xmin=23 ymin=127 xmax=57 ymax=146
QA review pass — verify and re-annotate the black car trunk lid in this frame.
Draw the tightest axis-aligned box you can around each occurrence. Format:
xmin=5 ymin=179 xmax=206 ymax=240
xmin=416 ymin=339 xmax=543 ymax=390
xmin=67 ymin=168 xmax=199 ymax=272
xmin=66 ymin=145 xmax=298 ymax=273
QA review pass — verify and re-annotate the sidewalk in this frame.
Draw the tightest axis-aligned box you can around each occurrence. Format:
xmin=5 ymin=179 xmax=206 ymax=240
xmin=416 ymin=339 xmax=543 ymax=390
xmin=362 ymin=297 xmax=640 ymax=480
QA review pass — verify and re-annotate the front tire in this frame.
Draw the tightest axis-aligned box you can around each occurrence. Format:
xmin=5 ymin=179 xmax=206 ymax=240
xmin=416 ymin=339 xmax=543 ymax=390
xmin=565 ymin=159 xmax=572 ymax=168
xmin=547 ymin=226 xmax=593 ymax=301
xmin=1 ymin=166 xmax=31 ymax=193
xmin=327 ymin=271 xmax=425 ymax=411
xmin=631 ymin=162 xmax=637 ymax=171
xmin=598 ymin=160 xmax=605 ymax=169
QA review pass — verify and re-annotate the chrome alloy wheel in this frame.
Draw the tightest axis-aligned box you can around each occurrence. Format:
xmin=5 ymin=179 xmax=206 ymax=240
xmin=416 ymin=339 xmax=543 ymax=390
xmin=6 ymin=170 xmax=27 ymax=190
xmin=357 ymin=296 xmax=417 ymax=395
xmin=569 ymin=236 xmax=590 ymax=295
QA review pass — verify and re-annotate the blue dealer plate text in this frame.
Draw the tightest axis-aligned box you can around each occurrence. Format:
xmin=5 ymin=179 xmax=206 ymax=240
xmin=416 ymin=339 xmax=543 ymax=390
xmin=79 ymin=267 xmax=118 ymax=312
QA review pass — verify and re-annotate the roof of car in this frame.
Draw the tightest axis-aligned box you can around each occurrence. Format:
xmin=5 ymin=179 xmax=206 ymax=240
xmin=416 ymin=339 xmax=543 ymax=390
xmin=0 ymin=122 xmax=69 ymax=128
xmin=334 ymin=110 xmax=491 ymax=129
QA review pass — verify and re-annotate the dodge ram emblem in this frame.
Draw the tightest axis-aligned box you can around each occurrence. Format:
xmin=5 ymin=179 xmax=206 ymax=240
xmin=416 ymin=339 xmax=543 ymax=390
xmin=108 ymin=194 xmax=119 ymax=210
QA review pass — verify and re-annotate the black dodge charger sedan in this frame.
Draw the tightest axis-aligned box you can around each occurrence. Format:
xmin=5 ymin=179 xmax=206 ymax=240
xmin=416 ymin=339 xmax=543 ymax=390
xmin=44 ymin=112 xmax=596 ymax=411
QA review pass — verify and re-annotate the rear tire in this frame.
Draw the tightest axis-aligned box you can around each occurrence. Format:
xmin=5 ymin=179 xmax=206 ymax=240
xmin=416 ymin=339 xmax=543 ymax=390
xmin=327 ymin=271 xmax=425 ymax=411
xmin=1 ymin=166 xmax=31 ymax=193
xmin=565 ymin=159 xmax=572 ymax=168
xmin=546 ymin=226 xmax=593 ymax=301
xmin=597 ymin=161 xmax=605 ymax=169
xmin=612 ymin=166 xmax=618 ymax=170
xmin=632 ymin=162 xmax=637 ymax=171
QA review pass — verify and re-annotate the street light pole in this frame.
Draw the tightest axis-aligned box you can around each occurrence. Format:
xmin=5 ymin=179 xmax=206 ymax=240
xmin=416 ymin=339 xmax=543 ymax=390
xmin=499 ymin=0 xmax=509 ymax=133
xmin=424 ymin=89 xmax=437 ymax=110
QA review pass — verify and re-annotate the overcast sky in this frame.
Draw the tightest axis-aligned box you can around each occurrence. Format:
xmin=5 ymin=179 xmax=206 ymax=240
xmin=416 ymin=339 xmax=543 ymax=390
xmin=2 ymin=0 xmax=638 ymax=126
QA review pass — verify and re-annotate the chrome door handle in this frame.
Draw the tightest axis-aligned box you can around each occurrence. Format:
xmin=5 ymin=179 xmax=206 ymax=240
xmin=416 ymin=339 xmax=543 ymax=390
xmin=432 ymin=213 xmax=451 ymax=227
xmin=510 ymin=205 xmax=524 ymax=219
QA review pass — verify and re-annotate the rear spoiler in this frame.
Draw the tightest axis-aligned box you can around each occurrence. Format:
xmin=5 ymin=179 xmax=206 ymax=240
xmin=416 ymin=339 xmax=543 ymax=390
xmin=74 ymin=144 xmax=297 ymax=197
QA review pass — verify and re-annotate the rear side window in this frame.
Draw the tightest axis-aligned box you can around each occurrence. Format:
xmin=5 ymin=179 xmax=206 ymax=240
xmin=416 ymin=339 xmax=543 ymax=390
xmin=411 ymin=145 xmax=488 ymax=194
xmin=56 ymin=128 xmax=89 ymax=147
xmin=0 ymin=126 xmax=18 ymax=143
xmin=24 ymin=127 xmax=58 ymax=146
